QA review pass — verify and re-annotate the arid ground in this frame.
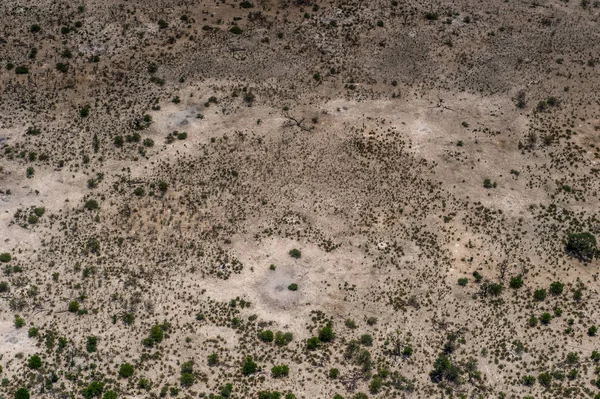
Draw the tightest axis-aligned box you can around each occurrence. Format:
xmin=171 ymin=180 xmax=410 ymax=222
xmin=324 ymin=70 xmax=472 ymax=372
xmin=1 ymin=0 xmax=600 ymax=398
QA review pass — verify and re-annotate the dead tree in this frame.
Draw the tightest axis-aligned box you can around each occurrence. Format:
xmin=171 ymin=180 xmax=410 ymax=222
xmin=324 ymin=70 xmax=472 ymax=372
xmin=283 ymin=112 xmax=312 ymax=132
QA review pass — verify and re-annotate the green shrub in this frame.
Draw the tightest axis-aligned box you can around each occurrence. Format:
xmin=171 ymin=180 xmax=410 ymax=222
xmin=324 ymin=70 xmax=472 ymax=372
xmin=180 ymin=372 xmax=195 ymax=387
xmin=271 ymin=364 xmax=289 ymax=378
xmin=102 ymin=391 xmax=117 ymax=399
xmin=274 ymin=331 xmax=293 ymax=346
xmin=288 ymin=248 xmax=301 ymax=258
xmin=15 ymin=388 xmax=30 ymax=399
xmin=242 ymin=356 xmax=258 ymax=375
xmin=457 ymin=278 xmax=468 ymax=286
xmin=429 ymin=355 xmax=460 ymax=383
xmin=113 ymin=136 xmax=124 ymax=147
xmin=79 ymin=105 xmax=90 ymax=117
xmin=28 ymin=355 xmax=42 ymax=369
xmin=540 ymin=312 xmax=552 ymax=325
xmin=360 ymin=334 xmax=373 ymax=346
xmin=345 ymin=319 xmax=357 ymax=329
xmin=86 ymin=238 xmax=100 ymax=254
xmin=150 ymin=324 xmax=164 ymax=343
xmin=566 ymin=232 xmax=597 ymax=261
xmin=522 ymin=375 xmax=535 ymax=386
xmin=0 ymin=253 xmax=12 ymax=262
xmin=56 ymin=63 xmax=69 ymax=73
xmin=208 ymin=353 xmax=219 ymax=366
xmin=15 ymin=66 xmax=29 ymax=74
xmin=258 ymin=330 xmax=274 ymax=343
xmin=306 ymin=336 xmax=320 ymax=350
xmin=28 ymin=327 xmax=38 ymax=337
xmin=287 ymin=283 xmax=298 ymax=291
xmin=83 ymin=381 xmax=104 ymax=398
xmin=589 ymin=325 xmax=598 ymax=336
xmin=68 ymin=301 xmax=80 ymax=313
xmin=119 ymin=362 xmax=134 ymax=378
xmin=509 ymin=276 xmax=523 ymax=289
xmin=533 ymin=289 xmax=547 ymax=301
xmin=318 ymin=323 xmax=335 ymax=342
xmin=230 ymin=26 xmax=243 ymax=34
xmin=538 ymin=372 xmax=552 ymax=387
xmin=488 ymin=283 xmax=504 ymax=296
xmin=86 ymin=336 xmax=98 ymax=353
xmin=549 ymin=281 xmax=564 ymax=296
xmin=84 ymin=199 xmax=99 ymax=210
xmin=14 ymin=315 xmax=25 ymax=328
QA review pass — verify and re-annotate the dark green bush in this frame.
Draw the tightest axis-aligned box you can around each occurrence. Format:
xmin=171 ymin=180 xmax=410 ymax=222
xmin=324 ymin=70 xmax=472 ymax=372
xmin=566 ymin=232 xmax=597 ymax=261
xmin=289 ymin=248 xmax=301 ymax=258
xmin=509 ymin=276 xmax=523 ymax=289
xmin=258 ymin=330 xmax=274 ymax=342
xmin=119 ymin=363 xmax=134 ymax=378
xmin=27 ymin=355 xmax=42 ymax=369
xmin=271 ymin=364 xmax=289 ymax=378
xmin=68 ymin=301 xmax=80 ymax=313
xmin=241 ymin=356 xmax=258 ymax=375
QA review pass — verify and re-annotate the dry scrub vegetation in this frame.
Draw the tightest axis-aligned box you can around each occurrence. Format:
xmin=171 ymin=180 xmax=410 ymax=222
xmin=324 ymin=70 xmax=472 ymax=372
xmin=1 ymin=0 xmax=600 ymax=398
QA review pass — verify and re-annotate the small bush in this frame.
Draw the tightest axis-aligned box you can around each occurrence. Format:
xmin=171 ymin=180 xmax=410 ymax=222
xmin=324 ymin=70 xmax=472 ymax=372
xmin=549 ymin=281 xmax=564 ymax=296
xmin=84 ymin=199 xmax=99 ymax=210
xmin=15 ymin=315 xmax=25 ymax=328
xmin=540 ymin=312 xmax=552 ymax=325
xmin=271 ymin=364 xmax=289 ymax=378
xmin=15 ymin=66 xmax=29 ymax=74
xmin=566 ymin=232 xmax=597 ymax=261
xmin=533 ymin=289 xmax=547 ymax=301
xmin=230 ymin=26 xmax=243 ymax=34
xmin=289 ymin=248 xmax=301 ymax=258
xmin=457 ymin=278 xmax=468 ymax=286
xmin=241 ymin=356 xmax=258 ymax=375
xmin=360 ymin=334 xmax=373 ymax=346
xmin=14 ymin=388 xmax=30 ymax=399
xmin=258 ymin=330 xmax=274 ymax=343
xmin=274 ymin=331 xmax=293 ymax=346
xmin=28 ymin=355 xmax=42 ymax=369
xmin=318 ymin=323 xmax=335 ymax=342
xmin=68 ymin=301 xmax=80 ymax=313
xmin=307 ymin=336 xmax=321 ymax=350
xmin=119 ymin=363 xmax=134 ymax=378
xmin=0 ymin=253 xmax=11 ymax=263
xmin=509 ymin=276 xmax=523 ymax=289
xmin=288 ymin=283 xmax=298 ymax=291
xmin=86 ymin=336 xmax=98 ymax=353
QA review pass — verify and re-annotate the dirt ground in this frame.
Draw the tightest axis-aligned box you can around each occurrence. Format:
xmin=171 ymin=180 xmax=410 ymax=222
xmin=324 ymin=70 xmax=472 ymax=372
xmin=1 ymin=0 xmax=600 ymax=398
